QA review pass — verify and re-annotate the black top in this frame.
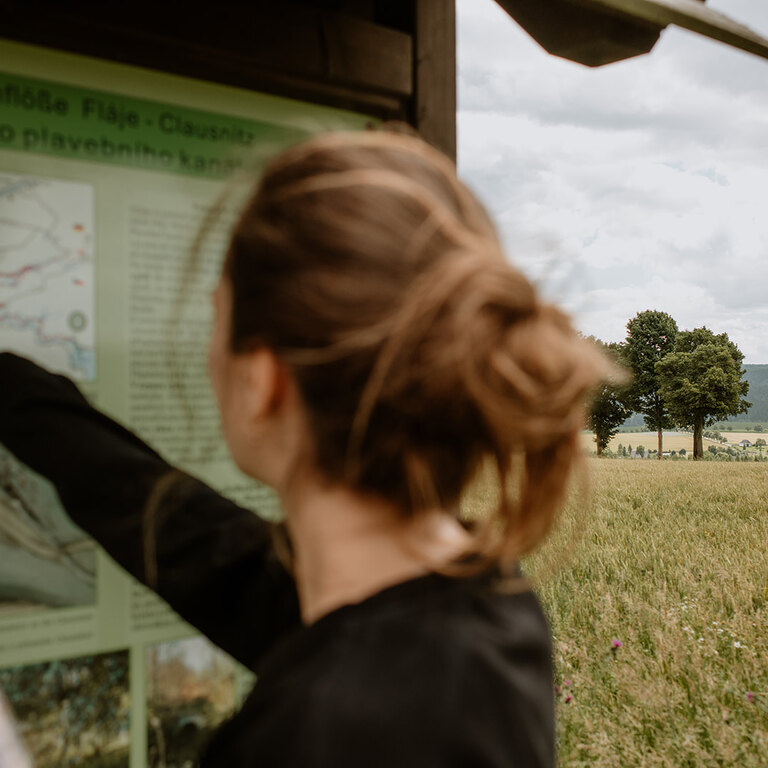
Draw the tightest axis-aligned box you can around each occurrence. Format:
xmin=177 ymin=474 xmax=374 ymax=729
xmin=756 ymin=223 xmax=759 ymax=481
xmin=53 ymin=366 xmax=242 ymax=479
xmin=0 ymin=353 xmax=555 ymax=767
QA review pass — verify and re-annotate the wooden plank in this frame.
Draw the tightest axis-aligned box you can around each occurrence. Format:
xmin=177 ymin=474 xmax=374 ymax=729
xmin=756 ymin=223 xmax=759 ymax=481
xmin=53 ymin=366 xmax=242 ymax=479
xmin=322 ymin=13 xmax=413 ymax=96
xmin=496 ymin=0 xmax=661 ymax=66
xmin=414 ymin=0 xmax=457 ymax=160
xmin=576 ymin=0 xmax=768 ymax=60
xmin=0 ymin=1 xmax=414 ymax=117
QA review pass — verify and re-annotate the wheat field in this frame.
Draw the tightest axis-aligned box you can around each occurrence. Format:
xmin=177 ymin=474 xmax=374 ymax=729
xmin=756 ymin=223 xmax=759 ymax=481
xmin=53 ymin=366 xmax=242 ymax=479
xmin=464 ymin=459 xmax=768 ymax=766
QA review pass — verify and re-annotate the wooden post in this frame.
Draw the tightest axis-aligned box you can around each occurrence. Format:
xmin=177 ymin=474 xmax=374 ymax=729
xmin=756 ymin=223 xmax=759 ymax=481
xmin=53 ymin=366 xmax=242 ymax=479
xmin=414 ymin=0 xmax=457 ymax=161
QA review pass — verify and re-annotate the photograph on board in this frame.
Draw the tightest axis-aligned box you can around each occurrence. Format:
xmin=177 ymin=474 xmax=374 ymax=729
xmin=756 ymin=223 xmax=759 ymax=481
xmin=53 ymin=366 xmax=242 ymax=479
xmin=147 ymin=636 xmax=236 ymax=768
xmin=0 ymin=649 xmax=130 ymax=768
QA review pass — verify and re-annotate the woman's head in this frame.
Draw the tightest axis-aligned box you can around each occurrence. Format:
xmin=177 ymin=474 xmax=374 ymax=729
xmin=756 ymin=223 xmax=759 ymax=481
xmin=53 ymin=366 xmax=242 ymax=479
xmin=210 ymin=130 xmax=612 ymax=564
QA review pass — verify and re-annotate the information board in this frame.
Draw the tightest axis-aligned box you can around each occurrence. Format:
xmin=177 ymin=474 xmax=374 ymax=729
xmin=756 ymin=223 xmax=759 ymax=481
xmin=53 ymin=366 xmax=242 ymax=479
xmin=0 ymin=38 xmax=371 ymax=768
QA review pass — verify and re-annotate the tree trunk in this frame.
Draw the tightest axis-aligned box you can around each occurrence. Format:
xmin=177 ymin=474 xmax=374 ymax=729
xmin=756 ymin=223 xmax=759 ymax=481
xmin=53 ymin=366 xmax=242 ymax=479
xmin=596 ymin=442 xmax=603 ymax=457
xmin=657 ymin=426 xmax=663 ymax=459
xmin=693 ymin=417 xmax=704 ymax=459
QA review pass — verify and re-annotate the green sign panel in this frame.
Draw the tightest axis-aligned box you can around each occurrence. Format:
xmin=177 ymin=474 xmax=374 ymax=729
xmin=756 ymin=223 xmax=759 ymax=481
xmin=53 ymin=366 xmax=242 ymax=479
xmin=0 ymin=72 xmax=309 ymax=177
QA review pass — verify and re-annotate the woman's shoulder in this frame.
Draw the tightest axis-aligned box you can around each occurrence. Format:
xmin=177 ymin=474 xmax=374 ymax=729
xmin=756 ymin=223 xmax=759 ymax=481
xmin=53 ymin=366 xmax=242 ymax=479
xmin=305 ymin=570 xmax=555 ymax=765
xmin=339 ymin=565 xmax=552 ymax=648
xmin=218 ymin=569 xmax=555 ymax=767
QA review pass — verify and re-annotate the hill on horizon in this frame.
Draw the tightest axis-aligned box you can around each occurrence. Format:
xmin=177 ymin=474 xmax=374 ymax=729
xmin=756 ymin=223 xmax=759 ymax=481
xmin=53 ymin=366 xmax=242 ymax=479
xmin=622 ymin=363 xmax=768 ymax=427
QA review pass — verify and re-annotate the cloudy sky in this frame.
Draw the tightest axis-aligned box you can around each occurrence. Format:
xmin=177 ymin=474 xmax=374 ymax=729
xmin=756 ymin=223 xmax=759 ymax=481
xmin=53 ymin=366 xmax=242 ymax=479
xmin=456 ymin=1 xmax=768 ymax=363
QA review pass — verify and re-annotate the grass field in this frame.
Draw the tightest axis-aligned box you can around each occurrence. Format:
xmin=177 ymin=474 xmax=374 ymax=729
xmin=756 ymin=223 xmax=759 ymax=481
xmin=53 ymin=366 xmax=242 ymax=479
xmin=536 ymin=461 xmax=768 ymax=766
xmin=465 ymin=460 xmax=768 ymax=765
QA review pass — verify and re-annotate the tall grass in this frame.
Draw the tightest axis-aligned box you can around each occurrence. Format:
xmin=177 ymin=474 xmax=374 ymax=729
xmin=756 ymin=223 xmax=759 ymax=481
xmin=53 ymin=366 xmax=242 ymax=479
xmin=466 ymin=460 xmax=768 ymax=765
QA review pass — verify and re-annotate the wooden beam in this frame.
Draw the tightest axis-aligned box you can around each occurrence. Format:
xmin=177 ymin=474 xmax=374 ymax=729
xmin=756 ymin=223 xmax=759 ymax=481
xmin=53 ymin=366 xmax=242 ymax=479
xmin=322 ymin=12 xmax=412 ymax=96
xmin=414 ymin=0 xmax=457 ymax=160
xmin=0 ymin=1 xmax=414 ymax=118
xmin=497 ymin=0 xmax=661 ymax=66
xmin=579 ymin=0 xmax=768 ymax=61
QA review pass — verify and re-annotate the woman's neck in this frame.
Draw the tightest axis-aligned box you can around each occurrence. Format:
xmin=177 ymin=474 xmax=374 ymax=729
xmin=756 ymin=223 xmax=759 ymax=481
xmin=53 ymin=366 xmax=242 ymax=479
xmin=280 ymin=475 xmax=472 ymax=625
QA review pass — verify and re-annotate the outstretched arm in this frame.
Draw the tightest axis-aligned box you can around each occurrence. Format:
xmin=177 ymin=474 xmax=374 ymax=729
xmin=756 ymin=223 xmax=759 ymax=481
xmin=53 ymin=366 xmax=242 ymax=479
xmin=0 ymin=352 xmax=300 ymax=670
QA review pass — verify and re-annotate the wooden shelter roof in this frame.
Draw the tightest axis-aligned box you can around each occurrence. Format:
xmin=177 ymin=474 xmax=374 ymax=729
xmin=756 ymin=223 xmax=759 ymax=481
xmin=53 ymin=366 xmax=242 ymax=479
xmin=2 ymin=0 xmax=767 ymax=160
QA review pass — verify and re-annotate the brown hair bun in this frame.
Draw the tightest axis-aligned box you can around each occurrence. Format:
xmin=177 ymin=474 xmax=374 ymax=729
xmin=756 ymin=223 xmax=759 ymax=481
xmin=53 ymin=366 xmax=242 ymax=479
xmin=224 ymin=131 xmax=614 ymax=566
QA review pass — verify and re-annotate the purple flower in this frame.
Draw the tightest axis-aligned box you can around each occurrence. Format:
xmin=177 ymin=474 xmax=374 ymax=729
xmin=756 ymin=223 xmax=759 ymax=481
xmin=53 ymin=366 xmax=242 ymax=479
xmin=563 ymin=679 xmax=572 ymax=688
xmin=612 ymin=639 xmax=623 ymax=649
xmin=746 ymin=692 xmax=755 ymax=703
xmin=565 ymin=694 xmax=573 ymax=704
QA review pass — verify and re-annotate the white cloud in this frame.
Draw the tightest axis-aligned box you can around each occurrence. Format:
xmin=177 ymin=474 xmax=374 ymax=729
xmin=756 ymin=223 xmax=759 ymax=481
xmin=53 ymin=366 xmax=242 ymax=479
xmin=457 ymin=0 xmax=768 ymax=362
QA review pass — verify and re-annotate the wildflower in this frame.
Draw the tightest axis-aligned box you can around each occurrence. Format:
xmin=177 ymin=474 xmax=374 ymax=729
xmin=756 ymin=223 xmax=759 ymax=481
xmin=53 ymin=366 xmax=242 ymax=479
xmin=563 ymin=679 xmax=572 ymax=688
xmin=611 ymin=639 xmax=622 ymax=649
xmin=746 ymin=692 xmax=755 ymax=703
xmin=555 ymin=685 xmax=561 ymax=694
xmin=733 ymin=641 xmax=743 ymax=648
xmin=565 ymin=694 xmax=573 ymax=704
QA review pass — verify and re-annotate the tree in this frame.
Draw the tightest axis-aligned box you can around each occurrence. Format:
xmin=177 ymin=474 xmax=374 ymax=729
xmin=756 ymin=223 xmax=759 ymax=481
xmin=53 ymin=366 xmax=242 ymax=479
xmin=586 ymin=339 xmax=633 ymax=457
xmin=625 ymin=310 xmax=678 ymax=459
xmin=0 ymin=651 xmax=129 ymax=766
xmin=657 ymin=327 xmax=751 ymax=459
xmin=756 ymin=438 xmax=766 ymax=454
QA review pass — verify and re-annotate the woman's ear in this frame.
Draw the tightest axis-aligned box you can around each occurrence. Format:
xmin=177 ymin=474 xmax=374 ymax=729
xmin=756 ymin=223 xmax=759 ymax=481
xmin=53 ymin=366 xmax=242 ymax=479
xmin=239 ymin=346 xmax=291 ymax=420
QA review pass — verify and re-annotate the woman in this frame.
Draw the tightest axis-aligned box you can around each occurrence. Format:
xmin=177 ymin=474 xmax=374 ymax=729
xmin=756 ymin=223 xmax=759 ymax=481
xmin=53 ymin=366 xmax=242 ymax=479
xmin=0 ymin=131 xmax=610 ymax=766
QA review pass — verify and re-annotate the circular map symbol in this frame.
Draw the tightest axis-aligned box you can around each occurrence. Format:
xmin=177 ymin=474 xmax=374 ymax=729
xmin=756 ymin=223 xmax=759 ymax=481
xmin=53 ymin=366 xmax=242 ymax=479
xmin=68 ymin=311 xmax=88 ymax=333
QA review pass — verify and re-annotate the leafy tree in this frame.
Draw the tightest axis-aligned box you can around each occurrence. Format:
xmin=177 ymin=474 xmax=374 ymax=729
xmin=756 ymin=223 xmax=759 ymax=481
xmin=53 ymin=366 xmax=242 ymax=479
xmin=657 ymin=327 xmax=751 ymax=459
xmin=586 ymin=339 xmax=633 ymax=457
xmin=0 ymin=651 xmax=129 ymax=767
xmin=756 ymin=424 xmax=765 ymax=433
xmin=625 ymin=310 xmax=678 ymax=459
xmin=635 ymin=444 xmax=646 ymax=457
xmin=756 ymin=438 xmax=766 ymax=454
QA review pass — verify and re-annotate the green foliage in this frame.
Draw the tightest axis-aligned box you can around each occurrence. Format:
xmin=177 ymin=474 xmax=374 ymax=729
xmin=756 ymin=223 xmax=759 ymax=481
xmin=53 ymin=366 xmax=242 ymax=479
xmin=657 ymin=328 xmax=751 ymax=460
xmin=586 ymin=338 xmax=633 ymax=456
xmin=0 ymin=651 xmax=129 ymax=768
xmin=624 ymin=310 xmax=679 ymax=435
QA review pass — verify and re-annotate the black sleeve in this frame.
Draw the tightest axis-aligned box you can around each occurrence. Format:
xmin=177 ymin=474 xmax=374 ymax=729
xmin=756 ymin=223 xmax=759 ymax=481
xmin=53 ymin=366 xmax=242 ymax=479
xmin=0 ymin=352 xmax=300 ymax=670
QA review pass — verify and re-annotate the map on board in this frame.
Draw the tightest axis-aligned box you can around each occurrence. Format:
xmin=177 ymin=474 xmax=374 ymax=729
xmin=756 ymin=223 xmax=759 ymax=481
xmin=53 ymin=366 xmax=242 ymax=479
xmin=0 ymin=173 xmax=95 ymax=380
